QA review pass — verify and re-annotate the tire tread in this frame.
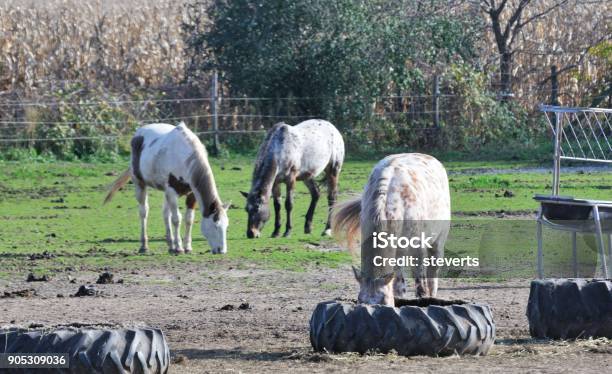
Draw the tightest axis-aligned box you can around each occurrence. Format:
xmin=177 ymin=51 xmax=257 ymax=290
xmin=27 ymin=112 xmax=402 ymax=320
xmin=527 ymin=278 xmax=612 ymax=339
xmin=310 ymin=300 xmax=495 ymax=356
xmin=0 ymin=327 xmax=170 ymax=374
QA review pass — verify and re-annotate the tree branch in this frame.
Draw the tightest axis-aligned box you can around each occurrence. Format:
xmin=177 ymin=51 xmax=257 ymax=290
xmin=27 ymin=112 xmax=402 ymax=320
xmin=494 ymin=0 xmax=508 ymax=17
xmin=502 ymin=0 xmax=530 ymax=42
xmin=517 ymin=0 xmax=569 ymax=28
xmin=538 ymin=34 xmax=607 ymax=85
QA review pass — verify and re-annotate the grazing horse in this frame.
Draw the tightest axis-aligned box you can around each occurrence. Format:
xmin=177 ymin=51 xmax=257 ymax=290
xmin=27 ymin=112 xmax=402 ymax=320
xmin=104 ymin=123 xmax=229 ymax=254
xmin=332 ymin=153 xmax=450 ymax=305
xmin=241 ymin=120 xmax=345 ymax=238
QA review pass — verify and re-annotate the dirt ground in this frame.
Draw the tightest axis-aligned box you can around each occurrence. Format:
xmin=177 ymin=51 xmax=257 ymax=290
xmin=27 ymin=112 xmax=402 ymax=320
xmin=1 ymin=263 xmax=611 ymax=374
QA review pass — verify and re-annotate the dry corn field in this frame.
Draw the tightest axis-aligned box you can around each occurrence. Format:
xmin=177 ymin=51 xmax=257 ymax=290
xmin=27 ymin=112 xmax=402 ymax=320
xmin=0 ymin=0 xmax=608 ymax=104
xmin=477 ymin=0 xmax=610 ymax=106
xmin=0 ymin=0 xmax=192 ymax=94
xmin=0 ymin=0 xmax=609 ymax=158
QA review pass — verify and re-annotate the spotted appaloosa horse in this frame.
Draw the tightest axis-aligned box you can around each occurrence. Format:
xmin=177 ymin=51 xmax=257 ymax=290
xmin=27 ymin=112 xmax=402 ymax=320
xmin=332 ymin=153 xmax=450 ymax=305
xmin=104 ymin=123 xmax=229 ymax=254
xmin=241 ymin=120 xmax=345 ymax=238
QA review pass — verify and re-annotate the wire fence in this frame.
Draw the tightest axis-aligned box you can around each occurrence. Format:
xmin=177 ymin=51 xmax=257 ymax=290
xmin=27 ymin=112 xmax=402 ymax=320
xmin=0 ymin=90 xmax=463 ymax=147
xmin=0 ymin=90 xmax=516 ymax=156
xmin=1 ymin=67 xmax=605 ymax=156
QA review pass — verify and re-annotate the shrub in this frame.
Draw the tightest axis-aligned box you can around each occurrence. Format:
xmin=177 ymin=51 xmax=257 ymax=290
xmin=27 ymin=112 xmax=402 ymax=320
xmin=3 ymin=84 xmax=158 ymax=160
xmin=442 ymin=63 xmax=532 ymax=151
xmin=187 ymin=0 xmax=480 ymax=129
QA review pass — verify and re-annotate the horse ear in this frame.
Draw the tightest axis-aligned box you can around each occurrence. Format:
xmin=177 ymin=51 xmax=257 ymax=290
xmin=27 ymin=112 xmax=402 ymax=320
xmin=240 ymin=191 xmax=249 ymax=198
xmin=352 ymin=266 xmax=362 ymax=282
xmin=208 ymin=201 xmax=220 ymax=215
xmin=380 ymin=272 xmax=395 ymax=285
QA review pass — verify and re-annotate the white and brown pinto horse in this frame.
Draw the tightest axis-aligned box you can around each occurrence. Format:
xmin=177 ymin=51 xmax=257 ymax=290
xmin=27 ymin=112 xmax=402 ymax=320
xmin=104 ymin=123 xmax=229 ymax=254
xmin=242 ymin=120 xmax=345 ymax=238
xmin=332 ymin=153 xmax=450 ymax=305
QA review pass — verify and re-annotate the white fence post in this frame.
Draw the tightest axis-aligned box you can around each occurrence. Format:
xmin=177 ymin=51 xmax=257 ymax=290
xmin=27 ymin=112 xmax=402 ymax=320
xmin=211 ymin=71 xmax=220 ymax=155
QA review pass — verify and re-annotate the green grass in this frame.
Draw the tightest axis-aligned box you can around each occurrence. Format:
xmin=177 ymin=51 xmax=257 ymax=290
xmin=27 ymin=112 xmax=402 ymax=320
xmin=0 ymin=156 xmax=610 ymax=277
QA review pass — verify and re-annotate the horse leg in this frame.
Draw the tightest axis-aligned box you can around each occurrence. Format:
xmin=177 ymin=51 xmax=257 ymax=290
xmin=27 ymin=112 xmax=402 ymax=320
xmin=412 ymin=246 xmax=429 ymax=298
xmin=135 ymin=183 xmax=149 ymax=253
xmin=323 ymin=163 xmax=341 ymax=236
xmin=413 ymin=267 xmax=428 ymax=298
xmin=165 ymin=188 xmax=184 ymax=254
xmin=393 ymin=266 xmax=409 ymax=298
xmin=283 ymin=177 xmax=296 ymax=237
xmin=426 ymin=228 xmax=448 ymax=297
xmin=162 ymin=199 xmax=174 ymax=252
xmin=183 ymin=193 xmax=196 ymax=253
xmin=271 ymin=181 xmax=282 ymax=238
xmin=304 ymin=178 xmax=320 ymax=234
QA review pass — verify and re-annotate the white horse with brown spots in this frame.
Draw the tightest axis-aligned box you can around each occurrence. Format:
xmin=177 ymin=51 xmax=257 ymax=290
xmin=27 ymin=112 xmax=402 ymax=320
xmin=241 ymin=120 xmax=344 ymax=238
xmin=104 ymin=122 xmax=229 ymax=254
xmin=332 ymin=153 xmax=450 ymax=305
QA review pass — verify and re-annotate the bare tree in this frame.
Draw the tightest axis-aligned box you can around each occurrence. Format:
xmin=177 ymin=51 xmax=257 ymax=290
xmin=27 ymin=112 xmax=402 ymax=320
xmin=478 ymin=0 xmax=569 ymax=101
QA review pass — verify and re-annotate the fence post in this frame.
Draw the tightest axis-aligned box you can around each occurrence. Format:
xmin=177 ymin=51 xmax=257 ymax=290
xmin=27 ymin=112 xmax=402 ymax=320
xmin=550 ymin=65 xmax=561 ymax=195
xmin=552 ymin=111 xmax=562 ymax=195
xmin=194 ymin=103 xmax=200 ymax=134
xmin=211 ymin=71 xmax=220 ymax=155
xmin=244 ymin=97 xmax=250 ymax=131
xmin=550 ymin=65 xmax=559 ymax=106
xmin=275 ymin=96 xmax=282 ymax=121
xmin=287 ymin=92 xmax=293 ymax=118
xmin=432 ymin=75 xmax=441 ymax=146
xmin=433 ymin=75 xmax=440 ymax=129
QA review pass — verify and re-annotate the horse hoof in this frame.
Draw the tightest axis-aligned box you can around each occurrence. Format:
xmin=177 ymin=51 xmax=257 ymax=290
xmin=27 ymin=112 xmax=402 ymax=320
xmin=304 ymin=227 xmax=312 ymax=234
xmin=271 ymin=231 xmax=280 ymax=238
xmin=283 ymin=231 xmax=291 ymax=238
xmin=322 ymin=229 xmax=332 ymax=237
xmin=138 ymin=247 xmax=148 ymax=254
xmin=184 ymin=247 xmax=193 ymax=254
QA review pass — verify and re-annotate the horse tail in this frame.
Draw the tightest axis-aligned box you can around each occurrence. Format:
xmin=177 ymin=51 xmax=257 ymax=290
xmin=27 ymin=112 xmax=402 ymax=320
xmin=103 ymin=168 xmax=132 ymax=204
xmin=331 ymin=196 xmax=362 ymax=252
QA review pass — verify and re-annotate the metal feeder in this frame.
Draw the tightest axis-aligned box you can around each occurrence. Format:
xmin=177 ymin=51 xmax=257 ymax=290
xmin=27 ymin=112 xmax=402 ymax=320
xmin=535 ymin=105 xmax=612 ymax=278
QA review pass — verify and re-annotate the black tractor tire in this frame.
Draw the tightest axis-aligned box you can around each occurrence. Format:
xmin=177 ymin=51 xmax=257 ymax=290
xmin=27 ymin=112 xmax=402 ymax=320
xmin=0 ymin=327 xmax=170 ymax=374
xmin=309 ymin=298 xmax=495 ymax=356
xmin=527 ymin=278 xmax=612 ymax=339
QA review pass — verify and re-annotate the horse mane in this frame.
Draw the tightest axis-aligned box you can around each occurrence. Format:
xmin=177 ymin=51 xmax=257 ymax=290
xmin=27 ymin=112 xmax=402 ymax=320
xmin=364 ymin=173 xmax=389 ymax=225
xmin=251 ymin=123 xmax=287 ymax=196
xmin=331 ymin=196 xmax=362 ymax=253
xmin=331 ymin=158 xmax=390 ymax=253
xmin=177 ymin=123 xmax=222 ymax=216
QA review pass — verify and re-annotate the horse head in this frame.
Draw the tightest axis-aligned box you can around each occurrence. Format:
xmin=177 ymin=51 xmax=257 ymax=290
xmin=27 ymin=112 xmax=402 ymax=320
xmin=241 ymin=191 xmax=270 ymax=238
xmin=201 ymin=200 xmax=230 ymax=254
xmin=352 ymin=266 xmax=395 ymax=306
